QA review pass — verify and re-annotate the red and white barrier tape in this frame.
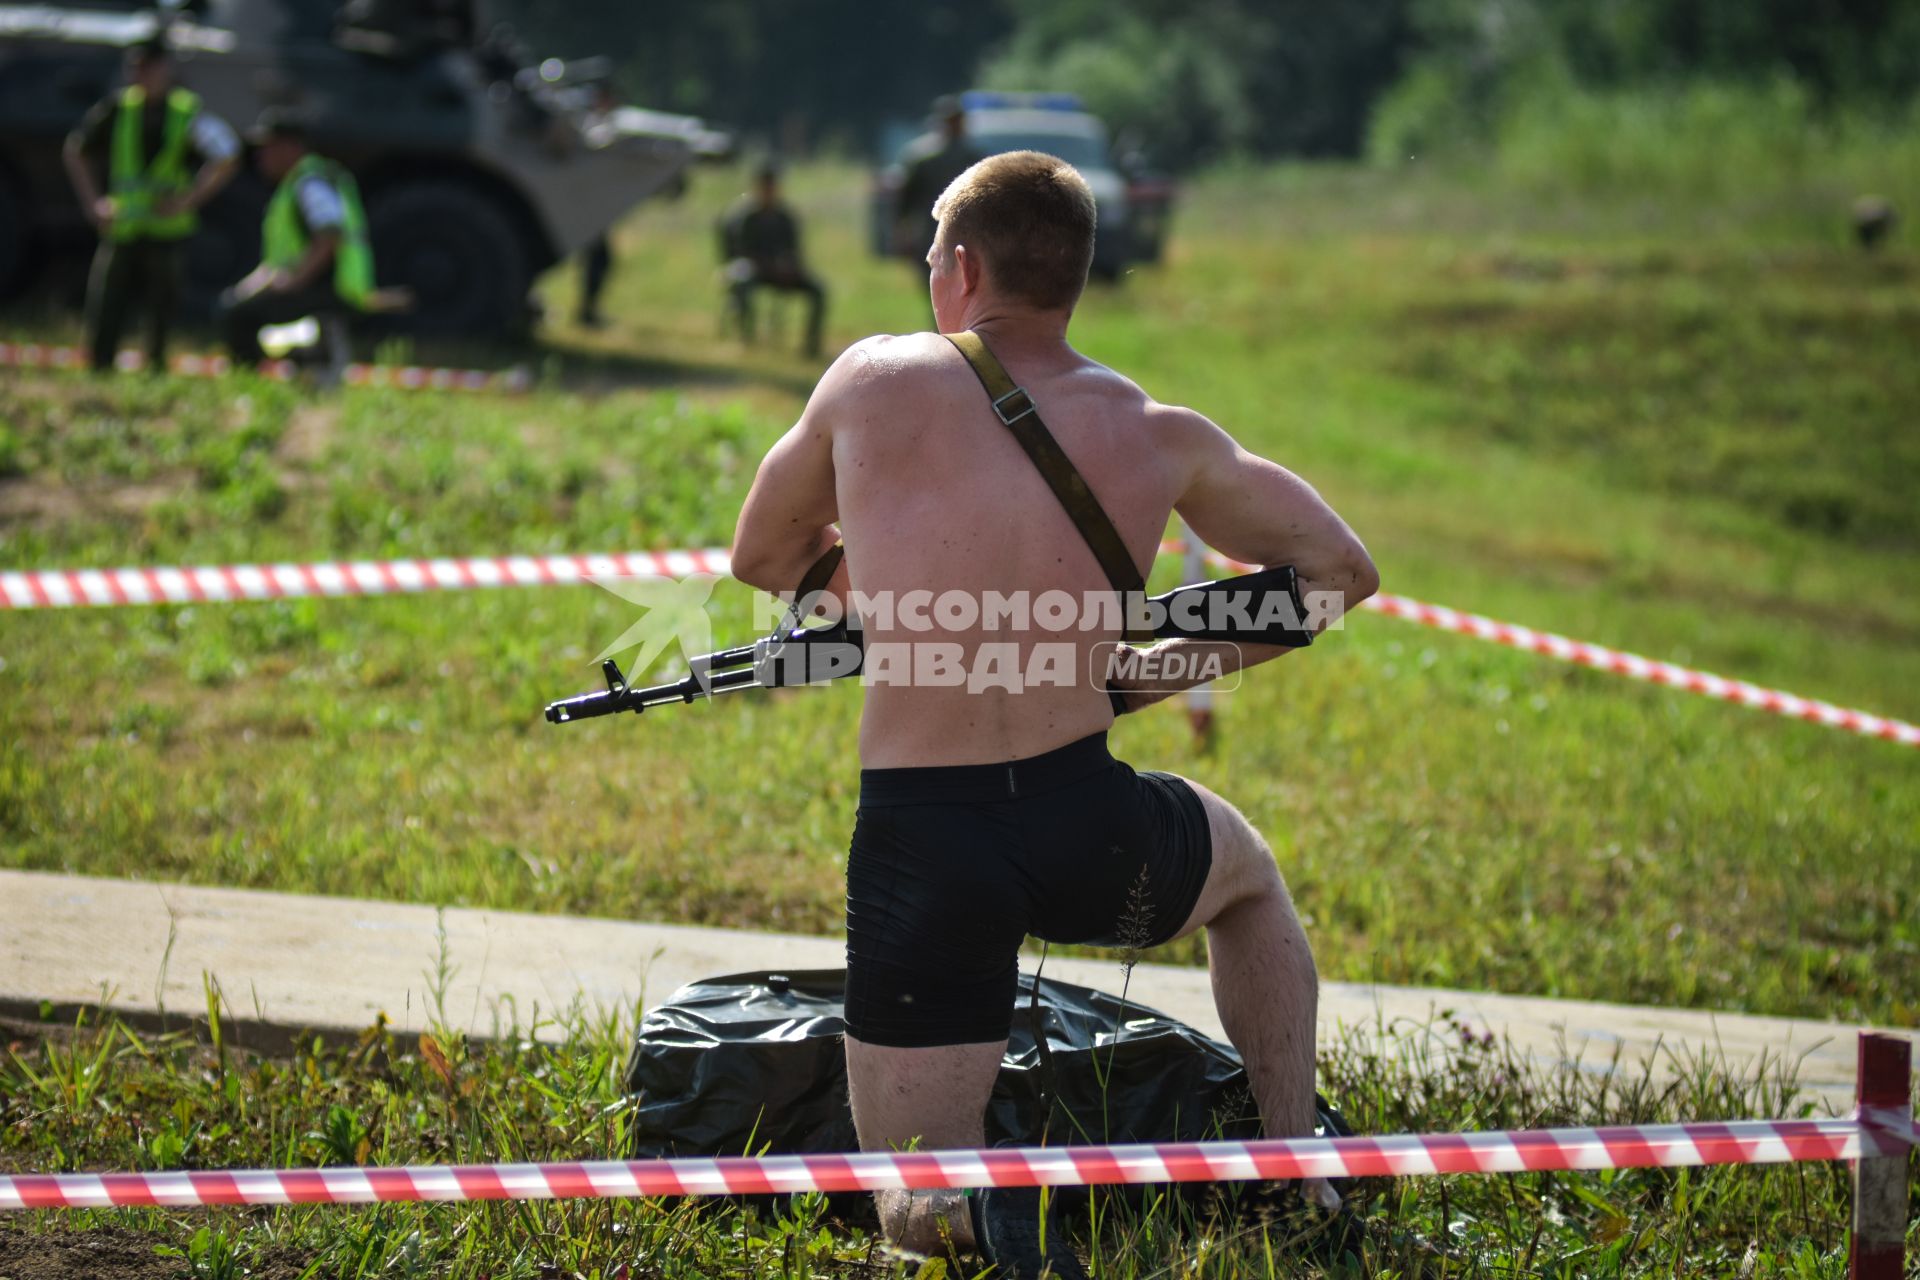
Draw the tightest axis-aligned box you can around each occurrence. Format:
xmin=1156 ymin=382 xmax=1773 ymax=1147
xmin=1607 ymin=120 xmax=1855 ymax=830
xmin=2 ymin=1115 xmax=1910 ymax=1210
xmin=0 ymin=342 xmax=529 ymax=394
xmin=4 ymin=542 xmax=1914 ymax=748
xmin=1361 ymin=591 xmax=1920 ymax=745
xmin=0 ymin=551 xmax=725 ymax=610
xmin=1184 ymin=546 xmax=1920 ymax=749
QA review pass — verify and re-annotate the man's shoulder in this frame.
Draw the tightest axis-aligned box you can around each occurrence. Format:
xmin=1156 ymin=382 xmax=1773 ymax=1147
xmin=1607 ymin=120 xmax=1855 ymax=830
xmin=1068 ymin=363 xmax=1215 ymax=448
xmin=829 ymin=331 xmax=951 ymax=378
xmin=292 ymin=170 xmax=347 ymax=223
xmin=1061 ymin=354 xmax=1161 ymax=412
xmin=810 ymin=333 xmax=954 ymax=409
xmin=188 ymin=99 xmax=232 ymax=130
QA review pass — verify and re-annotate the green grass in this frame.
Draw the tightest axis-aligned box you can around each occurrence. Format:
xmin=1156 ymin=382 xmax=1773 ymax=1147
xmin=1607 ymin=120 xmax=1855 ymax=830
xmin=4 ymin=997 xmax=1910 ymax=1278
xmin=3 ymin=162 xmax=1914 ymax=1026
xmin=3 ymin=154 xmax=1918 ymax=1275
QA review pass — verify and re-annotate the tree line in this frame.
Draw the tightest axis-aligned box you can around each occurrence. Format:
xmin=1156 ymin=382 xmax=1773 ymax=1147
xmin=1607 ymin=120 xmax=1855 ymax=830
xmin=494 ymin=0 xmax=1920 ymax=168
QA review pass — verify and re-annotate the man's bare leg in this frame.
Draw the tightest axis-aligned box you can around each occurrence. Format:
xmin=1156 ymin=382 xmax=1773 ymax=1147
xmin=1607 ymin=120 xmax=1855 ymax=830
xmin=845 ymin=778 xmax=1327 ymax=1247
xmin=845 ymin=1036 xmax=1004 ymax=1252
xmin=1164 ymin=779 xmax=1333 ymax=1202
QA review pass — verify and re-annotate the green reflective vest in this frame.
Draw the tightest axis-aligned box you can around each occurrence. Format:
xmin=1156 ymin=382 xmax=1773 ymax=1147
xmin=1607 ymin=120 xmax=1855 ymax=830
xmin=109 ymin=86 xmax=199 ymax=243
xmin=262 ymin=154 xmax=375 ymax=309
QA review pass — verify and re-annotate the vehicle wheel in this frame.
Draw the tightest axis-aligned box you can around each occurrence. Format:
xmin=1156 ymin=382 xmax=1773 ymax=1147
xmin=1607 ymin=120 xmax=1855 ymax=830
xmin=0 ymin=170 xmax=32 ymax=301
xmin=366 ymin=180 xmax=530 ymax=338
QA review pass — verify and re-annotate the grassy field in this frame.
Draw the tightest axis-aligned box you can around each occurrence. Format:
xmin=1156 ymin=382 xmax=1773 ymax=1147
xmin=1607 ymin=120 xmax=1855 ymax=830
xmin=0 ymin=1001 xmax=1888 ymax=1278
xmin=1 ymin=160 xmax=1916 ymax=1274
xmin=3 ymin=162 xmax=1914 ymax=1023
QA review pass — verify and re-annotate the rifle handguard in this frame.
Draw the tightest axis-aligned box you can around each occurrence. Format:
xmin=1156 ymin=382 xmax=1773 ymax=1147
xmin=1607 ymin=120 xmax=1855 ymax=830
xmin=1138 ymin=565 xmax=1316 ymax=647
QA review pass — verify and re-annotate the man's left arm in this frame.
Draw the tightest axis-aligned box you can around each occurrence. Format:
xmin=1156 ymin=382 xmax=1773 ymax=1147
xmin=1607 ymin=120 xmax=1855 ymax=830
xmin=730 ymin=352 xmax=861 ymax=603
xmin=167 ymin=110 xmax=241 ymax=215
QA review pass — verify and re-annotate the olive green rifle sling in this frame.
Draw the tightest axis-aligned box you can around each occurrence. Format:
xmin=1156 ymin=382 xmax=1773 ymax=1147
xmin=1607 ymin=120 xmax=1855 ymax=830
xmin=944 ymin=328 xmax=1155 ymax=712
xmin=942 ymin=330 xmax=1153 ymax=642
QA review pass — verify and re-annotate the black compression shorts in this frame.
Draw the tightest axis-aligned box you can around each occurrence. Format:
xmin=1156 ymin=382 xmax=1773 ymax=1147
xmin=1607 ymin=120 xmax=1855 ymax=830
xmin=844 ymin=731 xmax=1213 ymax=1048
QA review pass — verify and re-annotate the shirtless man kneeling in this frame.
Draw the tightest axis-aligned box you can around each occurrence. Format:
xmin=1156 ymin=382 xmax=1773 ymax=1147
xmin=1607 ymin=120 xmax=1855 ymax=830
xmin=730 ymin=151 xmax=1379 ymax=1277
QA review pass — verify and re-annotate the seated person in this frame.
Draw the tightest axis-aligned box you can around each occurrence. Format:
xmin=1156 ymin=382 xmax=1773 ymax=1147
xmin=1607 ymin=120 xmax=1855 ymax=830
xmin=217 ymin=111 xmax=377 ymax=365
xmin=718 ymin=162 xmax=826 ymax=358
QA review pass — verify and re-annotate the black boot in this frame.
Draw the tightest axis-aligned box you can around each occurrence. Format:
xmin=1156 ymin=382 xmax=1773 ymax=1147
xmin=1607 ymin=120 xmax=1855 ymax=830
xmin=969 ymin=1184 xmax=1088 ymax=1280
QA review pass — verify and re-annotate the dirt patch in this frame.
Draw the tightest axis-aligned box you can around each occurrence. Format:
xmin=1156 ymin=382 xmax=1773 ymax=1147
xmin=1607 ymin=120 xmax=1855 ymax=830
xmin=0 ymin=1222 xmax=312 ymax=1280
xmin=275 ymin=405 xmax=337 ymax=468
xmin=0 ymin=1224 xmax=181 ymax=1280
xmin=271 ymin=404 xmax=339 ymax=492
xmin=0 ymin=476 xmax=87 ymax=524
xmin=0 ymin=475 xmax=187 ymax=526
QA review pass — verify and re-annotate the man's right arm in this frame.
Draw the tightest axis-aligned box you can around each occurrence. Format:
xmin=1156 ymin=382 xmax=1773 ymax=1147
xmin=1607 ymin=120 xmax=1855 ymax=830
xmin=62 ymin=102 xmax=113 ymax=229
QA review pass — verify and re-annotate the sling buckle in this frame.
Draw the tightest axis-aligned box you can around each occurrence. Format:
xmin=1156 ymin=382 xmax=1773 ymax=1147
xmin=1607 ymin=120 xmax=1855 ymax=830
xmin=992 ymin=386 xmax=1037 ymax=425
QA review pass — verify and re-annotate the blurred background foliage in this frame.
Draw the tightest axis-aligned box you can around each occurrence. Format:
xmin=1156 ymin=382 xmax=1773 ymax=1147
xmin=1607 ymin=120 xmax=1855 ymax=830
xmin=486 ymin=0 xmax=1013 ymax=155
xmin=495 ymin=0 xmax=1920 ymax=176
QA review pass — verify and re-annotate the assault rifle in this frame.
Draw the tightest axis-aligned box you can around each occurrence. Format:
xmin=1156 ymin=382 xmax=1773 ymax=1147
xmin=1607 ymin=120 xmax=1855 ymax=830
xmin=543 ymin=564 xmax=1317 ymax=724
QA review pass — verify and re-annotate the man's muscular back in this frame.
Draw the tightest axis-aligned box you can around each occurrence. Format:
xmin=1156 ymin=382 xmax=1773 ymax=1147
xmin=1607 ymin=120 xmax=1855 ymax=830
xmin=734 ymin=321 xmax=1376 ymax=770
xmin=827 ymin=330 xmax=1189 ymax=768
xmin=730 ymin=151 xmax=1376 ymax=773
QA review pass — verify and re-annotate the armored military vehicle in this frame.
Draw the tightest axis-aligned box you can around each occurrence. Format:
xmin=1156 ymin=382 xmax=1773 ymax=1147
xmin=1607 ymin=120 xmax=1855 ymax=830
xmin=0 ymin=0 xmax=731 ymax=336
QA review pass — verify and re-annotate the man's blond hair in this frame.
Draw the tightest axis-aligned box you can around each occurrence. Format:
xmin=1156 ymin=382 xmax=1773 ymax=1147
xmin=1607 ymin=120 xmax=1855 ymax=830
xmin=932 ymin=151 xmax=1096 ymax=312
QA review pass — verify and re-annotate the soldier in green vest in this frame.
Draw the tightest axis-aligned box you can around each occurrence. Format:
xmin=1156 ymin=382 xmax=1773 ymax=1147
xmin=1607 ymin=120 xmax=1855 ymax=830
xmin=217 ymin=111 xmax=378 ymax=365
xmin=62 ymin=36 xmax=240 ymax=372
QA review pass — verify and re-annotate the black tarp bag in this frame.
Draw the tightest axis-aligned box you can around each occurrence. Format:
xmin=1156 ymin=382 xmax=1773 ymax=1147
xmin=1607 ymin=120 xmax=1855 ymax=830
xmin=625 ymin=968 xmax=1351 ymax=1219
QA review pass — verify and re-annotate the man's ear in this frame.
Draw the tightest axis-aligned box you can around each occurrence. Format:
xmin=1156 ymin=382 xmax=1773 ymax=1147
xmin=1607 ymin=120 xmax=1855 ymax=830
xmin=954 ymin=242 xmax=984 ymax=296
